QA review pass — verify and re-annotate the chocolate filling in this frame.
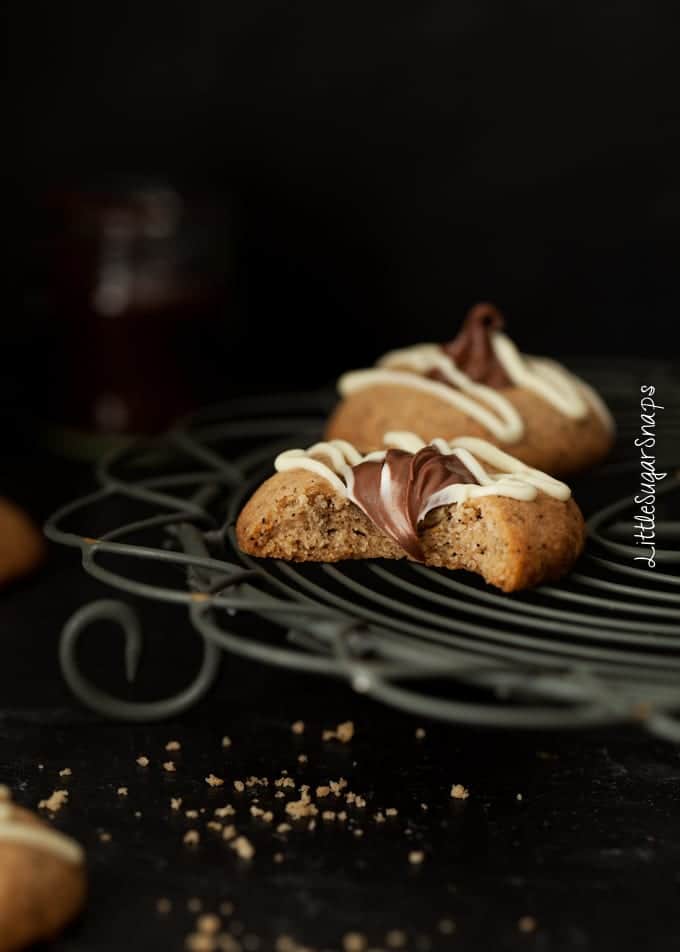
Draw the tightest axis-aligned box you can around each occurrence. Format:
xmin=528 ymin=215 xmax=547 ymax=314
xmin=349 ymin=446 xmax=479 ymax=560
xmin=431 ymin=301 xmax=513 ymax=389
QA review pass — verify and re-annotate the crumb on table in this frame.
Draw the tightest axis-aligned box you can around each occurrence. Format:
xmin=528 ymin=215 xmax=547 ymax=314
xmin=518 ymin=915 xmax=537 ymax=933
xmin=38 ymin=789 xmax=68 ymax=812
xmin=231 ymin=835 xmax=255 ymax=860
xmin=322 ymin=721 xmax=355 ymax=743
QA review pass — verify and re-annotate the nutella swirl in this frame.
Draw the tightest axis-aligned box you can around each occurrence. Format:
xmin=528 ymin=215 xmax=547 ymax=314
xmin=274 ymin=433 xmax=572 ymax=562
xmin=438 ymin=302 xmax=512 ymax=388
xmin=348 ymin=446 xmax=479 ymax=560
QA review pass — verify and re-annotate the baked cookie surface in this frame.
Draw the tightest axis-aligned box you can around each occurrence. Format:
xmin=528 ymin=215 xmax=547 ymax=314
xmin=237 ymin=434 xmax=586 ymax=592
xmin=0 ymin=792 xmax=86 ymax=952
xmin=325 ymin=303 xmax=615 ymax=477
xmin=0 ymin=498 xmax=46 ymax=588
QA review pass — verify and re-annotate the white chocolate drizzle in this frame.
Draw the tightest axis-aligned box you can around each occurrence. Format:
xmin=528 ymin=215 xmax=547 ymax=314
xmin=337 ymin=334 xmax=614 ymax=443
xmin=0 ymin=803 xmax=84 ymax=865
xmin=274 ymin=433 xmax=571 ymax=526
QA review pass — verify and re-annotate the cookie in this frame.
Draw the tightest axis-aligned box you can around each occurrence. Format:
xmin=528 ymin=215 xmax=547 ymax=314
xmin=0 ymin=789 xmax=86 ymax=952
xmin=236 ymin=434 xmax=586 ymax=592
xmin=325 ymin=302 xmax=615 ymax=477
xmin=0 ymin=499 xmax=45 ymax=588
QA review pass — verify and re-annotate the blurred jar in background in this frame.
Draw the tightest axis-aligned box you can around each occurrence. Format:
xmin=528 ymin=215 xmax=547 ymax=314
xmin=40 ymin=183 xmax=231 ymax=453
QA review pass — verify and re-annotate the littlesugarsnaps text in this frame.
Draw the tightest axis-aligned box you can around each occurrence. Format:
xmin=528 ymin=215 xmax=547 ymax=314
xmin=633 ymin=385 xmax=666 ymax=568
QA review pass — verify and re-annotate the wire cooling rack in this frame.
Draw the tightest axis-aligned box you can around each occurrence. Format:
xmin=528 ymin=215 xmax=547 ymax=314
xmin=45 ymin=360 xmax=680 ymax=737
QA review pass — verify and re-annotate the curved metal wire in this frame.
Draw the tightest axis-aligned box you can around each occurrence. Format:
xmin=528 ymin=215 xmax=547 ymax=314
xmin=44 ymin=366 xmax=680 ymax=736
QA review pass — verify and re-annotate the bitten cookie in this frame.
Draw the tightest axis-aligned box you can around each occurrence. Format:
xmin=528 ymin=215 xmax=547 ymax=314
xmin=0 ymin=790 xmax=86 ymax=952
xmin=0 ymin=499 xmax=45 ymax=588
xmin=325 ymin=302 xmax=615 ymax=477
xmin=237 ymin=434 xmax=586 ymax=592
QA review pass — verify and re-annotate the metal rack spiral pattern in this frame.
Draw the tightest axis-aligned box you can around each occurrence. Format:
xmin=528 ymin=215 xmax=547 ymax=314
xmin=45 ymin=362 xmax=680 ymax=738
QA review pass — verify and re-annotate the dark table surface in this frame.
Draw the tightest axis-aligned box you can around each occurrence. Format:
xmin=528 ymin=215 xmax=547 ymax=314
xmin=2 ymin=406 xmax=680 ymax=952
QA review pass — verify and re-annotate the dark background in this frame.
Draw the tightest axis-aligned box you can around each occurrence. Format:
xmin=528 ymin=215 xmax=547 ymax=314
xmin=4 ymin=8 xmax=680 ymax=948
xmin=8 ymin=1 xmax=680 ymax=425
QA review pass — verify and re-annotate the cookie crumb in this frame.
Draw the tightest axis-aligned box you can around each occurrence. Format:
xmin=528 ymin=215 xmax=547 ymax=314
xmin=166 ymin=740 xmax=181 ymax=751
xmin=171 ymin=797 xmax=183 ymax=811
xmin=385 ymin=808 xmax=398 ymax=816
xmin=222 ymin=736 xmax=232 ymax=748
xmin=184 ymin=830 xmax=200 ymax=846
xmin=186 ymin=810 xmax=200 ymax=819
xmin=214 ymin=804 xmax=235 ymax=818
xmin=276 ymin=823 xmax=292 ymax=833
xmin=231 ymin=835 xmax=255 ymax=860
xmin=322 ymin=810 xmax=337 ymax=821
xmin=156 ymin=898 xmax=172 ymax=915
xmin=291 ymin=721 xmax=305 ymax=735
xmin=323 ymin=721 xmax=354 ymax=743
xmin=99 ymin=831 xmax=112 ymax=843
xmin=117 ymin=787 xmax=128 ymax=797
xmin=59 ymin=768 xmax=72 ymax=777
xmin=163 ymin=761 xmax=176 ymax=773
xmin=450 ymin=784 xmax=469 ymax=800
xmin=206 ymin=774 xmax=225 ymax=788
xmin=330 ymin=778 xmax=348 ymax=795
xmin=297 ymin=754 xmax=308 ymax=764
xmin=353 ymin=828 xmax=364 ymax=838
xmin=197 ymin=914 xmax=221 ymax=935
xmin=316 ymin=786 xmax=330 ymax=798
xmin=207 ymin=821 xmax=223 ymax=832
xmin=518 ymin=916 xmax=537 ymax=934
xmin=342 ymin=932 xmax=367 ymax=952
xmin=38 ymin=789 xmax=68 ymax=812
xmin=222 ymin=825 xmax=237 ymax=841
xmin=285 ymin=789 xmax=318 ymax=820
xmin=136 ymin=756 xmax=150 ymax=767
xmin=185 ymin=934 xmax=215 ymax=952
xmin=233 ymin=780 xmax=245 ymax=793
xmin=408 ymin=850 xmax=425 ymax=865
